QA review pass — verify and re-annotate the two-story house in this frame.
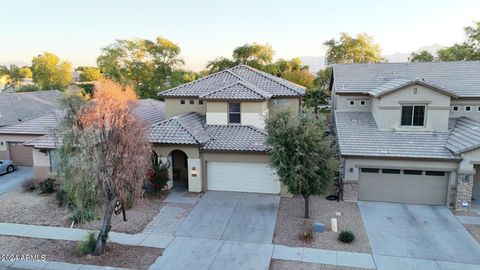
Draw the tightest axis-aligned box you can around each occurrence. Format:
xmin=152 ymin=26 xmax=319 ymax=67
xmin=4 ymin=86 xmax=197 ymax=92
xmin=331 ymin=61 xmax=480 ymax=209
xmin=149 ymin=65 xmax=304 ymax=195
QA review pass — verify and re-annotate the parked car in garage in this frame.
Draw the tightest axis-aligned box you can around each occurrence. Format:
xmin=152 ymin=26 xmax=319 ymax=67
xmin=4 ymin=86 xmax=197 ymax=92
xmin=0 ymin=160 xmax=17 ymax=174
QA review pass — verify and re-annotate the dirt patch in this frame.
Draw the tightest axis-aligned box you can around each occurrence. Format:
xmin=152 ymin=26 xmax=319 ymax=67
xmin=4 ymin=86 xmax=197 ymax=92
xmin=0 ymin=235 xmax=161 ymax=269
xmin=270 ymin=259 xmax=368 ymax=270
xmin=465 ymin=224 xmax=480 ymax=244
xmin=0 ymin=188 xmax=167 ymax=234
xmin=273 ymin=196 xmax=371 ymax=253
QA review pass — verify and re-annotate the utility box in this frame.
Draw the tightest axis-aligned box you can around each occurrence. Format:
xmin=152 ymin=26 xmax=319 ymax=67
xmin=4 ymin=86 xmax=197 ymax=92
xmin=313 ymin=223 xmax=325 ymax=233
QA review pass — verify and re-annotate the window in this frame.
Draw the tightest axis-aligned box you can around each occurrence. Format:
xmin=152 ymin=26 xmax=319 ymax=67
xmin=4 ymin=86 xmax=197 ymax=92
xmin=478 ymin=106 xmax=480 ymax=111
xmin=228 ymin=102 xmax=241 ymax=124
xmin=425 ymin=171 xmax=445 ymax=176
xmin=272 ymin=99 xmax=280 ymax=105
xmin=404 ymin=170 xmax=422 ymax=175
xmin=349 ymin=100 xmax=355 ymax=106
xmin=452 ymin=106 xmax=459 ymax=111
xmin=382 ymin=169 xmax=401 ymax=174
xmin=466 ymin=106 xmax=471 ymax=112
xmin=284 ymin=99 xmax=289 ymax=105
xmin=180 ymin=99 xmax=185 ymax=104
xmin=189 ymin=99 xmax=194 ymax=105
xmin=401 ymin=105 xmax=425 ymax=126
xmin=361 ymin=168 xmax=379 ymax=173
xmin=360 ymin=100 xmax=366 ymax=106
xmin=199 ymin=100 xmax=204 ymax=105
xmin=413 ymin=87 xmax=418 ymax=95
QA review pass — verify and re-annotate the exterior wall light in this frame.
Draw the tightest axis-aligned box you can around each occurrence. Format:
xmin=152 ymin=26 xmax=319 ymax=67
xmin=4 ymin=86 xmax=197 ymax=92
xmin=191 ymin=166 xmax=197 ymax=177
xmin=463 ymin=175 xmax=470 ymax=183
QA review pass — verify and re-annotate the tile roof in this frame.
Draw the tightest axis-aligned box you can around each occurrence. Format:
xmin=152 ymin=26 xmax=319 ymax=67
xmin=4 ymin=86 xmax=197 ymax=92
xmin=149 ymin=112 xmax=269 ymax=152
xmin=160 ymin=65 xmax=305 ymax=98
xmin=367 ymin=78 xmax=457 ymax=98
xmin=0 ymin=110 xmax=63 ymax=135
xmin=332 ymin=61 xmax=480 ymax=97
xmin=445 ymin=117 xmax=480 ymax=154
xmin=334 ymin=111 xmax=456 ymax=159
xmin=0 ymin=90 xmax=62 ymax=127
xmin=200 ymin=81 xmax=272 ymax=101
xmin=202 ymin=125 xmax=269 ymax=152
xmin=131 ymin=99 xmax=166 ymax=126
xmin=149 ymin=112 xmax=209 ymax=145
xmin=23 ymin=133 xmax=61 ymax=149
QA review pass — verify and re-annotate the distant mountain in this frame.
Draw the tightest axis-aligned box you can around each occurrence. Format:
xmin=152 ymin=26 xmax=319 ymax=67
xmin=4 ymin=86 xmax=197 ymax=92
xmin=300 ymin=44 xmax=445 ymax=72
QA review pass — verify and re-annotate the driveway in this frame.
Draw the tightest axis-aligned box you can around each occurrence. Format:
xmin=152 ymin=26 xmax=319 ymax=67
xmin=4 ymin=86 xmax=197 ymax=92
xmin=0 ymin=166 xmax=32 ymax=195
xmin=150 ymin=191 xmax=279 ymax=270
xmin=359 ymin=201 xmax=480 ymax=269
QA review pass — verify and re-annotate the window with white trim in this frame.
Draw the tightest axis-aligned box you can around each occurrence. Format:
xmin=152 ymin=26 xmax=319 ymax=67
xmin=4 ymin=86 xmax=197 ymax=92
xmin=360 ymin=100 xmax=366 ymax=106
xmin=401 ymin=105 xmax=425 ymax=126
xmin=348 ymin=100 xmax=355 ymax=106
xmin=466 ymin=106 xmax=471 ymax=112
xmin=228 ymin=102 xmax=241 ymax=124
xmin=452 ymin=106 xmax=459 ymax=111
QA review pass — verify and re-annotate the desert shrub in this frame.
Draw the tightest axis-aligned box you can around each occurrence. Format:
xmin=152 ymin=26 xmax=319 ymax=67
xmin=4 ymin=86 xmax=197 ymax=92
xmin=56 ymin=187 xmax=76 ymax=208
xmin=21 ymin=178 xmax=36 ymax=192
xmin=338 ymin=230 xmax=355 ymax=243
xmin=70 ymin=207 xmax=96 ymax=224
xmin=16 ymin=85 xmax=40 ymax=92
xmin=148 ymin=163 xmax=170 ymax=191
xmin=39 ymin=177 xmax=56 ymax=194
xmin=76 ymin=231 xmax=97 ymax=255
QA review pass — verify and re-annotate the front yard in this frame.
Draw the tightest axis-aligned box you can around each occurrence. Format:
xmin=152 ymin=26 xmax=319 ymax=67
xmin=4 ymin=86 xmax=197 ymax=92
xmin=0 ymin=187 xmax=167 ymax=234
xmin=274 ymin=195 xmax=371 ymax=253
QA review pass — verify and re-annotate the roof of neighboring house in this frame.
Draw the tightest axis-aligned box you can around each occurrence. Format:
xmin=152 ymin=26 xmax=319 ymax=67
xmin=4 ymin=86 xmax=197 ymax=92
xmin=0 ymin=110 xmax=63 ymax=135
xmin=131 ymin=99 xmax=166 ymax=126
xmin=445 ymin=117 xmax=480 ymax=154
xmin=334 ymin=111 xmax=456 ymax=160
xmin=199 ymin=81 xmax=273 ymax=101
xmin=367 ymin=78 xmax=457 ymax=98
xmin=0 ymin=90 xmax=62 ymax=127
xmin=332 ymin=61 xmax=480 ymax=97
xmin=23 ymin=133 xmax=61 ymax=149
xmin=149 ymin=112 xmax=270 ymax=152
xmin=160 ymin=65 xmax=305 ymax=98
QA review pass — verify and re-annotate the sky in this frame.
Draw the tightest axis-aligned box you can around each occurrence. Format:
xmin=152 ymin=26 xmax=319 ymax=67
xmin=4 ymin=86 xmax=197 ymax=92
xmin=1 ymin=0 xmax=479 ymax=71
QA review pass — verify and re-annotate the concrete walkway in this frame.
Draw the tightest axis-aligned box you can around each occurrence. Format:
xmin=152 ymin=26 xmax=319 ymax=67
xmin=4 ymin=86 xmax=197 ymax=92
xmin=457 ymin=215 xmax=480 ymax=225
xmin=0 ymin=259 xmax=132 ymax=270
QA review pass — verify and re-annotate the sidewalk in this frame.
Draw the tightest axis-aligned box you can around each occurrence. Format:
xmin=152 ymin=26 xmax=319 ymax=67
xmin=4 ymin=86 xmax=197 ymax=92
xmin=0 ymin=259 xmax=132 ymax=270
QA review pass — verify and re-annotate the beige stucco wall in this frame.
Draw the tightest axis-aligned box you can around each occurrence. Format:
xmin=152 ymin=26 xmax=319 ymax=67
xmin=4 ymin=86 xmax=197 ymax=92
xmin=268 ymin=98 xmax=301 ymax=117
xmin=152 ymin=144 xmax=200 ymax=160
xmin=206 ymin=101 xmax=268 ymax=128
xmin=0 ymin=134 xmax=41 ymax=160
xmin=334 ymin=95 xmax=371 ymax=112
xmin=165 ymin=98 xmax=207 ymax=118
xmin=459 ymin=149 xmax=480 ymax=174
xmin=371 ymin=85 xmax=451 ymax=131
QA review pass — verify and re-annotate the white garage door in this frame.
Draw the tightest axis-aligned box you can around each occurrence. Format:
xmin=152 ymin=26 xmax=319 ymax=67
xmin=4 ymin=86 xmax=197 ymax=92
xmin=207 ymin=161 xmax=280 ymax=194
xmin=358 ymin=168 xmax=449 ymax=205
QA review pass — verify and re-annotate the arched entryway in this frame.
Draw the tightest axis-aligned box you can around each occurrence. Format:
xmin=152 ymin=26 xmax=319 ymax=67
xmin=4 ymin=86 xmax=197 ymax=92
xmin=170 ymin=150 xmax=189 ymax=190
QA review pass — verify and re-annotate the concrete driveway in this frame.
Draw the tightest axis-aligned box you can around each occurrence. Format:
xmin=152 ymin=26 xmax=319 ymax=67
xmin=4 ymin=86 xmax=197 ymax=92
xmin=0 ymin=166 xmax=32 ymax=195
xmin=150 ymin=191 xmax=279 ymax=270
xmin=175 ymin=191 xmax=280 ymax=244
xmin=359 ymin=201 xmax=480 ymax=269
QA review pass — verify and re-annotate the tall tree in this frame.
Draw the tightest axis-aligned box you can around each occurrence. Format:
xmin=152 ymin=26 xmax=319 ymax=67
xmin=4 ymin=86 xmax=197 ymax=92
xmin=409 ymin=50 xmax=435 ymax=62
xmin=78 ymin=67 xmax=101 ymax=81
xmin=0 ymin=65 xmax=32 ymax=85
xmin=324 ymin=33 xmax=385 ymax=65
xmin=281 ymin=69 xmax=315 ymax=89
xmin=97 ymin=37 xmax=184 ymax=98
xmin=61 ymin=79 xmax=152 ymax=255
xmin=206 ymin=43 xmax=274 ymax=73
xmin=32 ymin=52 xmax=73 ymax=90
xmin=437 ymin=21 xmax=480 ymax=61
xmin=266 ymin=109 xmax=338 ymax=218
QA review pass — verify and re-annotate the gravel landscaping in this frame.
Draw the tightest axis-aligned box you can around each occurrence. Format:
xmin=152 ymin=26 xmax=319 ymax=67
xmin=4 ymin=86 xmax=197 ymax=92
xmin=273 ymin=196 xmax=371 ymax=253
xmin=0 ymin=188 xmax=167 ymax=234
xmin=270 ymin=259 xmax=370 ymax=270
xmin=454 ymin=210 xmax=480 ymax=217
xmin=0 ymin=236 xmax=162 ymax=269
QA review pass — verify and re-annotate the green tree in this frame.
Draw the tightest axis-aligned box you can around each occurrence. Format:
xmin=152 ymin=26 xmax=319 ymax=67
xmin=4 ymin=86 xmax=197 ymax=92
xmin=206 ymin=43 xmax=274 ymax=73
xmin=97 ymin=37 xmax=184 ymax=98
xmin=32 ymin=52 xmax=73 ymax=90
xmin=437 ymin=21 xmax=480 ymax=61
xmin=324 ymin=33 xmax=385 ymax=65
xmin=266 ymin=109 xmax=338 ymax=218
xmin=281 ymin=69 xmax=315 ymax=89
xmin=409 ymin=50 xmax=435 ymax=62
xmin=0 ymin=65 xmax=33 ymax=85
xmin=78 ymin=67 xmax=101 ymax=81
xmin=18 ymin=66 xmax=33 ymax=79
xmin=206 ymin=57 xmax=235 ymax=74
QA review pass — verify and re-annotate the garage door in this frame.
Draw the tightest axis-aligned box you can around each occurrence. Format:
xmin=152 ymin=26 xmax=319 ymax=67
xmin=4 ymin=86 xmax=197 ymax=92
xmin=207 ymin=162 xmax=280 ymax=194
xmin=358 ymin=168 xmax=448 ymax=205
xmin=8 ymin=142 xmax=33 ymax=166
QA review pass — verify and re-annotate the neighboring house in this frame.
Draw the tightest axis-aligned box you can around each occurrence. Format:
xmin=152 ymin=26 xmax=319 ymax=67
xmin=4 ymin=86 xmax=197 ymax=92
xmin=149 ymin=65 xmax=305 ymax=194
xmin=0 ymin=90 xmax=63 ymax=127
xmin=0 ymin=99 xmax=165 ymax=179
xmin=331 ymin=61 xmax=480 ymax=209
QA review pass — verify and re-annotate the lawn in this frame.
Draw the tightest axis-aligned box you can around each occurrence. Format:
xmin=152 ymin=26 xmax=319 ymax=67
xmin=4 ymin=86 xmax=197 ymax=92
xmin=0 ymin=187 xmax=167 ymax=234
xmin=273 ymin=195 xmax=371 ymax=253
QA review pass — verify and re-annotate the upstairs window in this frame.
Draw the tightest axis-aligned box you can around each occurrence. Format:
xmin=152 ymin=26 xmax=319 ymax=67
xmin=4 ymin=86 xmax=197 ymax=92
xmin=401 ymin=105 xmax=425 ymax=126
xmin=360 ymin=100 xmax=366 ymax=106
xmin=180 ymin=99 xmax=185 ymax=104
xmin=452 ymin=106 xmax=459 ymax=111
xmin=465 ymin=106 xmax=471 ymax=112
xmin=228 ymin=102 xmax=241 ymax=124
xmin=348 ymin=100 xmax=355 ymax=106
xmin=199 ymin=100 xmax=204 ymax=105
xmin=189 ymin=99 xmax=195 ymax=105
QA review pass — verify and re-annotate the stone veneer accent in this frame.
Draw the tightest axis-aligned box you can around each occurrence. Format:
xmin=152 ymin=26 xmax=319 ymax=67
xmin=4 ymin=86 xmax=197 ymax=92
xmin=455 ymin=173 xmax=474 ymax=210
xmin=343 ymin=182 xmax=358 ymax=202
